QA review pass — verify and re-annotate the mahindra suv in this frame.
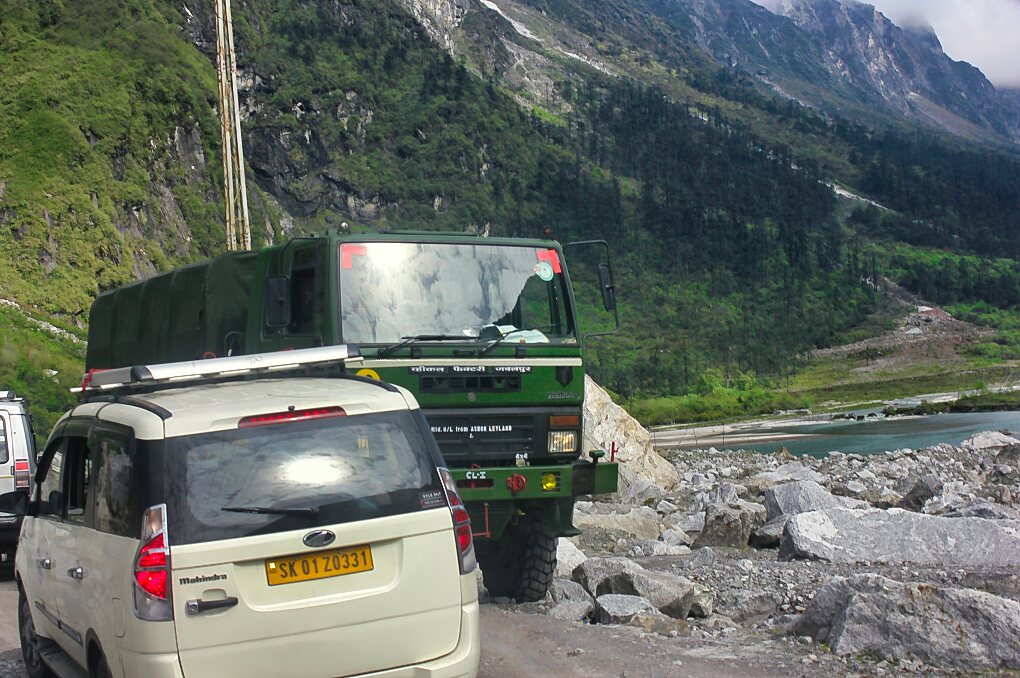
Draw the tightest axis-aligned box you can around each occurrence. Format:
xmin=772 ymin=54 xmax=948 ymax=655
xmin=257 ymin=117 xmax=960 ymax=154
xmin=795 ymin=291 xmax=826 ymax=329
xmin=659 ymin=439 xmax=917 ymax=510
xmin=3 ymin=346 xmax=480 ymax=678
xmin=0 ymin=390 xmax=36 ymax=568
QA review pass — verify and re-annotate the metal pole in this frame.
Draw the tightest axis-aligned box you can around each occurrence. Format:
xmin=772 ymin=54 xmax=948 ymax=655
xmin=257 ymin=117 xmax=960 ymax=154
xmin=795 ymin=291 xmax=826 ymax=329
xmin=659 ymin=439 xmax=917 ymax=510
xmin=223 ymin=0 xmax=251 ymax=250
xmin=214 ymin=0 xmax=236 ymax=251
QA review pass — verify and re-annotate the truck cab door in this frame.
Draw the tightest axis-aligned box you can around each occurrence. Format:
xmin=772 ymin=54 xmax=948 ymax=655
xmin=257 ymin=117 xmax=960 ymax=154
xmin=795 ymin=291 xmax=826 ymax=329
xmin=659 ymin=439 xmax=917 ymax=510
xmin=259 ymin=241 xmax=326 ymax=351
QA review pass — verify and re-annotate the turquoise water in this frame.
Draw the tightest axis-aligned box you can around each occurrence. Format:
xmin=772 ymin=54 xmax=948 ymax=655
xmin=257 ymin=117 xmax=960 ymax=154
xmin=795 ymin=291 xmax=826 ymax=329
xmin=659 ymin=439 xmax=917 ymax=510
xmin=713 ymin=411 xmax=1020 ymax=457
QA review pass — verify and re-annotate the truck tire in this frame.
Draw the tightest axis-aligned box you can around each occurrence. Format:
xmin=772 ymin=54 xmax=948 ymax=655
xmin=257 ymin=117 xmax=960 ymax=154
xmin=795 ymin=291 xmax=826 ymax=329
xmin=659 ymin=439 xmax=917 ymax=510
xmin=512 ymin=518 xmax=557 ymax=603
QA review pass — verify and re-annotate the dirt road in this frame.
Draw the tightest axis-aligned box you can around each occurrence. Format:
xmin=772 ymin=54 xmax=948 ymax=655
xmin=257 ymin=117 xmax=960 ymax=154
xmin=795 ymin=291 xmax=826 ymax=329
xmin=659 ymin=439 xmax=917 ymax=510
xmin=0 ymin=579 xmax=819 ymax=677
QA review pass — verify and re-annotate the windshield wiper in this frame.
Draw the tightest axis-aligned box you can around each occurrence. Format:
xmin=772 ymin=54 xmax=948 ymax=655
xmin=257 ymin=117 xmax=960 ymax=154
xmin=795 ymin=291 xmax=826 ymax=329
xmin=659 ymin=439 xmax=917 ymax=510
xmin=376 ymin=334 xmax=472 ymax=357
xmin=478 ymin=325 xmax=562 ymax=357
xmin=221 ymin=505 xmax=320 ymax=516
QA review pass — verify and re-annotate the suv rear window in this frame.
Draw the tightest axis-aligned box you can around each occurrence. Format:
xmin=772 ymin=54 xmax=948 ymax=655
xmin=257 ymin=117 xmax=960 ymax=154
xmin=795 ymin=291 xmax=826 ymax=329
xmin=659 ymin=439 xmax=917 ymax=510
xmin=0 ymin=416 xmax=8 ymax=464
xmin=160 ymin=411 xmax=443 ymax=545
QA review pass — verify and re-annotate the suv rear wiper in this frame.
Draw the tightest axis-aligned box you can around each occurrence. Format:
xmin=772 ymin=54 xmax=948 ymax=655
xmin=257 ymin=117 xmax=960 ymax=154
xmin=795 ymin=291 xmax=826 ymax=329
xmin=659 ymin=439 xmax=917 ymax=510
xmin=221 ymin=505 xmax=320 ymax=516
xmin=376 ymin=334 xmax=472 ymax=358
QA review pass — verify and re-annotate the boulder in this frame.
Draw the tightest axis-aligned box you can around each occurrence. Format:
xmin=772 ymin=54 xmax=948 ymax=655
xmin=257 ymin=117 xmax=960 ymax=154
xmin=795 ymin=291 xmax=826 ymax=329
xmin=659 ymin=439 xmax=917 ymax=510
xmin=628 ymin=609 xmax=690 ymax=637
xmin=572 ymin=506 xmax=661 ymax=540
xmin=548 ymin=579 xmax=595 ymax=622
xmin=664 ymin=512 xmax=705 ymax=535
xmin=944 ymin=501 xmax=1020 ymax=520
xmin=548 ymin=599 xmax=595 ymax=622
xmin=763 ymin=480 xmax=869 ymax=521
xmin=779 ymin=508 xmax=1020 ymax=566
xmin=750 ymin=514 xmax=790 ymax=548
xmin=790 ymin=574 xmax=1020 ymax=669
xmin=688 ymin=587 xmax=714 ymax=618
xmin=727 ymin=590 xmax=782 ymax=624
xmin=749 ymin=462 xmax=823 ymax=492
xmin=549 ymin=578 xmax=594 ymax=605
xmin=583 ymin=376 xmax=679 ymax=494
xmin=962 ymin=430 xmax=1020 ymax=451
xmin=661 ymin=527 xmax=692 ymax=547
xmin=689 ymin=546 xmax=717 ymax=568
xmin=595 ymin=594 xmax=656 ymax=624
xmin=900 ymin=474 xmax=943 ymax=511
xmin=627 ymin=540 xmax=691 ymax=558
xmin=995 ymin=443 xmax=1020 ymax=467
xmin=622 ymin=570 xmax=697 ymax=619
xmin=555 ymin=539 xmax=587 ymax=578
xmin=572 ymin=557 xmax=645 ymax=597
xmin=693 ymin=501 xmax=766 ymax=548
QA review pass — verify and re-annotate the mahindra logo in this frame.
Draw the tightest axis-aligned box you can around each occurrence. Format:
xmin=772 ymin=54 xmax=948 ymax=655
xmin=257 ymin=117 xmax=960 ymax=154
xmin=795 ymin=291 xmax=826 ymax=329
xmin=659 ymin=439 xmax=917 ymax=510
xmin=303 ymin=530 xmax=336 ymax=548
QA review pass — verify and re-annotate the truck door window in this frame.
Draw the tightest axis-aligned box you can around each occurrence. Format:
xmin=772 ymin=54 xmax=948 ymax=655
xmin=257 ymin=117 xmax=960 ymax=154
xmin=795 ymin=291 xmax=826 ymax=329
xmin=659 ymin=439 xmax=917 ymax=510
xmin=290 ymin=266 xmax=316 ymax=334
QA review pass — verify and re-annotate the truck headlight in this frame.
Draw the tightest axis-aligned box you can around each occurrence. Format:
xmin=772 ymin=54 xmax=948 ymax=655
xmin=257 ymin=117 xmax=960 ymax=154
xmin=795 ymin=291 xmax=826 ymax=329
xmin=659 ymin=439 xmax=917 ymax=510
xmin=548 ymin=430 xmax=577 ymax=454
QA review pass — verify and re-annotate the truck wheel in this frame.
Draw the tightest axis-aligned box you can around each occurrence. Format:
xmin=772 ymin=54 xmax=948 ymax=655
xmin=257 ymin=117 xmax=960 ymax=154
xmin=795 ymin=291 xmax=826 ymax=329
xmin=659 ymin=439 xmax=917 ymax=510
xmin=19 ymin=588 xmax=56 ymax=678
xmin=513 ymin=518 xmax=557 ymax=603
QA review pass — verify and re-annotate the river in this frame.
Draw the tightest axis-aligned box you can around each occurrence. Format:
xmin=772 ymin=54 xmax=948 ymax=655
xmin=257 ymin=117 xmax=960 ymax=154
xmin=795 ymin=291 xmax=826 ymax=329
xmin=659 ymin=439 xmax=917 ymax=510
xmin=654 ymin=410 xmax=1020 ymax=458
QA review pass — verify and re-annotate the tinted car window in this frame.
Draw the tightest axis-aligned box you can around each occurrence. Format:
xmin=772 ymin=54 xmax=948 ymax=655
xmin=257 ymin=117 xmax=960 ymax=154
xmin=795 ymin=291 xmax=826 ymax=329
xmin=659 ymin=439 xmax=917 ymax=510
xmin=0 ymin=417 xmax=7 ymax=464
xmin=161 ymin=411 xmax=443 ymax=545
xmin=93 ymin=429 xmax=136 ymax=537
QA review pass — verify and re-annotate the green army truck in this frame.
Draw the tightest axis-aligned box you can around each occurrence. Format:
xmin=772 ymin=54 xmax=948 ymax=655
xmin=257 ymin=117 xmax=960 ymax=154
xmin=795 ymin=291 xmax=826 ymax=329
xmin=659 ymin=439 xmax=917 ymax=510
xmin=86 ymin=230 xmax=619 ymax=601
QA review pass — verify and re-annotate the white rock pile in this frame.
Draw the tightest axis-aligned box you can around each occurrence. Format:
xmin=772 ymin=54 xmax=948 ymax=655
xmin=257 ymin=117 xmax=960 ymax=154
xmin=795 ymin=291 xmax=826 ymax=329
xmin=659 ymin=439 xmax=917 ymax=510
xmin=552 ymin=401 xmax=1020 ymax=671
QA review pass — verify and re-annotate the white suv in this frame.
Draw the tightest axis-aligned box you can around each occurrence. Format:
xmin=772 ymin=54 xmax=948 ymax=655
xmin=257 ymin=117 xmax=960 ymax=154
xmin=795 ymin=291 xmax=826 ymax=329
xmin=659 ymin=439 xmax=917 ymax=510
xmin=4 ymin=347 xmax=480 ymax=678
xmin=0 ymin=390 xmax=36 ymax=567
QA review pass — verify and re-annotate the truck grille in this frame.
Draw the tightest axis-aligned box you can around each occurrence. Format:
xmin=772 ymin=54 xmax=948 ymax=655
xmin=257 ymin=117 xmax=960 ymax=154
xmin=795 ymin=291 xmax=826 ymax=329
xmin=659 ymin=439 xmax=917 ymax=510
xmin=420 ymin=374 xmax=521 ymax=393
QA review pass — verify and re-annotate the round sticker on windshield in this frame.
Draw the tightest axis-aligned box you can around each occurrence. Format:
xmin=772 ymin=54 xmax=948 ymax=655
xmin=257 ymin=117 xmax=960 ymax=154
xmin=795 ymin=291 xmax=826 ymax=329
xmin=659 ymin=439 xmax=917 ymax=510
xmin=534 ymin=261 xmax=555 ymax=281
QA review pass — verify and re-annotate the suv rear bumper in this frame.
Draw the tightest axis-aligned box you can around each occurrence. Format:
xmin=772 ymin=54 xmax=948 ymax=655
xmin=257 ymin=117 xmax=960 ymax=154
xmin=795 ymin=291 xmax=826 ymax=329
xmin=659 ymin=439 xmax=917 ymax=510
xmin=360 ymin=600 xmax=480 ymax=678
xmin=118 ymin=602 xmax=480 ymax=678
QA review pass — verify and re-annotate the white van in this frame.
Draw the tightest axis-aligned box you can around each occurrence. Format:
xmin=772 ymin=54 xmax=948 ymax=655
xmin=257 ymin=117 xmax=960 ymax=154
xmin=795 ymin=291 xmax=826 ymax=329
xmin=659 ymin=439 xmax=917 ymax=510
xmin=0 ymin=390 xmax=35 ymax=566
xmin=6 ymin=347 xmax=480 ymax=678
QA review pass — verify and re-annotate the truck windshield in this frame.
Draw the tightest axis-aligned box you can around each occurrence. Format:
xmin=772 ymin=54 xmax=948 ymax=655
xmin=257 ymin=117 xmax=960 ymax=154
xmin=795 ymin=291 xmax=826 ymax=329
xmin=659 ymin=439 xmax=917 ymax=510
xmin=339 ymin=242 xmax=576 ymax=345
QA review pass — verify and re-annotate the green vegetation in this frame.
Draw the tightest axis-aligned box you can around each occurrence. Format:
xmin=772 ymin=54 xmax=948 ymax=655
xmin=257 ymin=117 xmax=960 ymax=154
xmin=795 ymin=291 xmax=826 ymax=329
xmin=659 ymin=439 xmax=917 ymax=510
xmin=0 ymin=0 xmax=226 ymax=315
xmin=0 ymin=303 xmax=84 ymax=445
xmin=627 ymin=370 xmax=809 ymax=426
xmin=884 ymin=390 xmax=1020 ymax=416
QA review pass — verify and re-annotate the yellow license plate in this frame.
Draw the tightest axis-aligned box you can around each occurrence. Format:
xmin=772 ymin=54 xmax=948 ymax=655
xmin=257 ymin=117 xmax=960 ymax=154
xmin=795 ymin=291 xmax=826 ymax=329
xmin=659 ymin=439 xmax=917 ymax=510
xmin=265 ymin=544 xmax=374 ymax=586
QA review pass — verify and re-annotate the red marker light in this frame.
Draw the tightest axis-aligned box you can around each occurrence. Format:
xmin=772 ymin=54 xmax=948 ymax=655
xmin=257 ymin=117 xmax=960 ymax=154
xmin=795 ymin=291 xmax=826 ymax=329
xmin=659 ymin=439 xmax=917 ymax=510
xmin=238 ymin=406 xmax=346 ymax=428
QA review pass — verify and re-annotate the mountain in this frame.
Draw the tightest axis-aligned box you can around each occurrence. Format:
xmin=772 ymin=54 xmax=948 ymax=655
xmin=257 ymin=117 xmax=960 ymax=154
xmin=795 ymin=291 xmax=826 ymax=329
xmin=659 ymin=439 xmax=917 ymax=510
xmin=426 ymin=0 xmax=1019 ymax=145
xmin=766 ymin=0 xmax=1019 ymax=143
xmin=2 ymin=0 xmax=1020 ymax=422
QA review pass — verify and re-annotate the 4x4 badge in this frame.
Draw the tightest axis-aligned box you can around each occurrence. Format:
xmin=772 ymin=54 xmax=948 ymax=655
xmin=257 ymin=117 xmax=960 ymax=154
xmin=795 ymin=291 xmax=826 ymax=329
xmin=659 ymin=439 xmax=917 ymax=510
xmin=303 ymin=530 xmax=336 ymax=548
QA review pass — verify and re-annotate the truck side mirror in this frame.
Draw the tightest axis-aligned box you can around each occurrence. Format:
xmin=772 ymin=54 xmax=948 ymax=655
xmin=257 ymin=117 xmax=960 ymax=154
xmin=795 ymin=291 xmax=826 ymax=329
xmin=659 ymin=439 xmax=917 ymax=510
xmin=265 ymin=275 xmax=292 ymax=328
xmin=598 ymin=263 xmax=616 ymax=312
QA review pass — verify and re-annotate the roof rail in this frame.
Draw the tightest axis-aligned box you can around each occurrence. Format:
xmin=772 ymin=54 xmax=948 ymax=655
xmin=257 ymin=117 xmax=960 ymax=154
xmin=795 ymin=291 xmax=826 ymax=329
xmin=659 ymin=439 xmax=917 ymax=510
xmin=74 ymin=345 xmax=363 ymax=393
xmin=0 ymin=390 xmax=22 ymax=402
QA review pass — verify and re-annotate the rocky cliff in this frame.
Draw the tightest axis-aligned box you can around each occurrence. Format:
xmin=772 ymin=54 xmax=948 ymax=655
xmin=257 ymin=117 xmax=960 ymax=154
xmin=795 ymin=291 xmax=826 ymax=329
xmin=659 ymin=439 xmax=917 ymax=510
xmin=436 ymin=0 xmax=1020 ymax=145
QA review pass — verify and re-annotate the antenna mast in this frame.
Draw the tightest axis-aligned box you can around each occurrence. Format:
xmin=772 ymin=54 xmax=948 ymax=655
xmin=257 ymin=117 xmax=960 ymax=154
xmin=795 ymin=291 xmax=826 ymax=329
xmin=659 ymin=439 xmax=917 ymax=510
xmin=214 ymin=0 xmax=251 ymax=251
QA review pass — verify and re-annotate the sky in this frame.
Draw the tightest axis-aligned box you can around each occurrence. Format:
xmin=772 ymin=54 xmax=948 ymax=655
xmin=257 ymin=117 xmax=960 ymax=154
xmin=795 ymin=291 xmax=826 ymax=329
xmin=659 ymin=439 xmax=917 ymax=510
xmin=753 ymin=0 xmax=1020 ymax=88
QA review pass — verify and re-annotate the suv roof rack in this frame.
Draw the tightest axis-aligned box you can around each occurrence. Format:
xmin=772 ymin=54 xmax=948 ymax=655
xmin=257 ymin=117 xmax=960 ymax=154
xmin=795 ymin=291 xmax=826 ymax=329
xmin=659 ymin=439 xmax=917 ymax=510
xmin=75 ymin=345 xmax=363 ymax=394
xmin=0 ymin=390 xmax=23 ymax=402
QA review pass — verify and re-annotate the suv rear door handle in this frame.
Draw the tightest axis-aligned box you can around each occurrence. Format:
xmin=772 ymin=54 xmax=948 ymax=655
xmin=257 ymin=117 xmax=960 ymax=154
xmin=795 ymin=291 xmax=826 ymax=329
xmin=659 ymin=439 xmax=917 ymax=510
xmin=67 ymin=566 xmax=84 ymax=580
xmin=185 ymin=597 xmax=239 ymax=615
xmin=38 ymin=558 xmax=51 ymax=570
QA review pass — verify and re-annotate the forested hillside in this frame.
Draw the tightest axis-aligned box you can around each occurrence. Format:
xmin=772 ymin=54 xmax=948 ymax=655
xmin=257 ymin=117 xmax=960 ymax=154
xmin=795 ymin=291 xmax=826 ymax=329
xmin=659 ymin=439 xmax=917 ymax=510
xmin=2 ymin=0 xmax=1020 ymax=427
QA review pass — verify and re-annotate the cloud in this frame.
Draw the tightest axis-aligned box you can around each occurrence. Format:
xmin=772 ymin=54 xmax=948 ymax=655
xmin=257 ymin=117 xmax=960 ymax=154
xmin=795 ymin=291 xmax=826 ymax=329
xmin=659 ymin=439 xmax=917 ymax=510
xmin=751 ymin=0 xmax=1020 ymax=87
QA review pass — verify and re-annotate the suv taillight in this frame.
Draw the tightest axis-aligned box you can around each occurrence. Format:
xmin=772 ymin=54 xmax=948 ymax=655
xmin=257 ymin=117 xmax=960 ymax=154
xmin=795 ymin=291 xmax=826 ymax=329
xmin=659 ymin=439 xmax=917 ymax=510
xmin=133 ymin=503 xmax=172 ymax=621
xmin=439 ymin=468 xmax=477 ymax=574
xmin=14 ymin=460 xmax=30 ymax=489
